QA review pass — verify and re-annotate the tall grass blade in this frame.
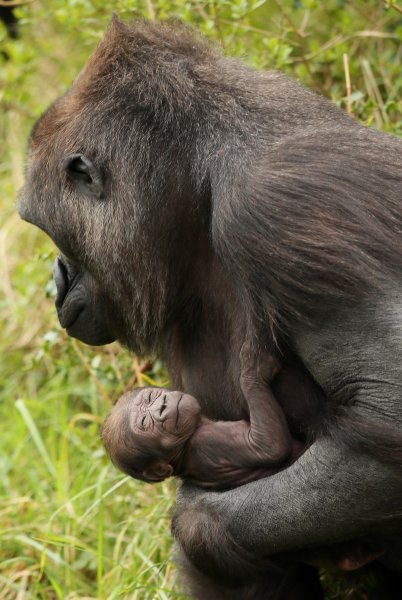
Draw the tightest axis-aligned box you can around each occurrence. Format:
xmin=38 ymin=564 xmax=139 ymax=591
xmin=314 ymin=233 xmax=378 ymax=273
xmin=15 ymin=398 xmax=56 ymax=479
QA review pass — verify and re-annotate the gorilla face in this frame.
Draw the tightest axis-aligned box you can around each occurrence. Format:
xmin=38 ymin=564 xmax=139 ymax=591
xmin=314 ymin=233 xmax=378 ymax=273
xmin=49 ymin=153 xmax=116 ymax=345
xmin=18 ymin=144 xmax=119 ymax=346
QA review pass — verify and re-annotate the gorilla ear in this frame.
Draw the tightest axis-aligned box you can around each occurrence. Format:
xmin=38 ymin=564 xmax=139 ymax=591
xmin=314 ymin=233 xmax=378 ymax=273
xmin=63 ymin=154 xmax=104 ymax=199
xmin=143 ymin=462 xmax=173 ymax=482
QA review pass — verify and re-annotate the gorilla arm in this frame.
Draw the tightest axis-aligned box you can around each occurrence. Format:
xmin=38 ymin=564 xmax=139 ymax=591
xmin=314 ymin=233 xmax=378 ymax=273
xmin=173 ymin=131 xmax=402 ymax=583
xmin=174 ymin=380 xmax=402 ymax=584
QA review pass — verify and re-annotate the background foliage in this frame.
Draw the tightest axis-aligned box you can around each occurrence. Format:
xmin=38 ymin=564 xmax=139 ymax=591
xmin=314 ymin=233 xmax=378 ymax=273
xmin=0 ymin=1 xmax=401 ymax=598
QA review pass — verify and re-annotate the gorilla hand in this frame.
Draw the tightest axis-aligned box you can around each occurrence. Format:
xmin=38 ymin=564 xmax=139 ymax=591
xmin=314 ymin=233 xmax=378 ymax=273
xmin=172 ymin=483 xmax=276 ymax=587
xmin=173 ymin=436 xmax=402 ymax=584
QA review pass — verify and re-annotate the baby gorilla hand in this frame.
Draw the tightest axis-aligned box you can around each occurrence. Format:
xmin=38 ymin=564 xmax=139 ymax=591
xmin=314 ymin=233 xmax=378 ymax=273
xmin=258 ymin=352 xmax=281 ymax=385
xmin=239 ymin=340 xmax=281 ymax=392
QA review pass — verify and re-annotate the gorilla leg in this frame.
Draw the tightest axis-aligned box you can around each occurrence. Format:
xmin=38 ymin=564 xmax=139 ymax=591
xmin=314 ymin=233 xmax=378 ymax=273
xmin=177 ymin=548 xmax=324 ymax=600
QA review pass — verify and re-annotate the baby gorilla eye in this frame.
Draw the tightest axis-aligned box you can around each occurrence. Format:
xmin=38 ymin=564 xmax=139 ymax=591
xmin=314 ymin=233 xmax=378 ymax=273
xmin=137 ymin=414 xmax=147 ymax=430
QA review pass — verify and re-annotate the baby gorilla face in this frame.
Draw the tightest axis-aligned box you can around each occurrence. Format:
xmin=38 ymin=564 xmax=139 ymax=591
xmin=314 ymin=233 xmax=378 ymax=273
xmin=102 ymin=387 xmax=201 ymax=483
xmin=129 ymin=387 xmax=200 ymax=442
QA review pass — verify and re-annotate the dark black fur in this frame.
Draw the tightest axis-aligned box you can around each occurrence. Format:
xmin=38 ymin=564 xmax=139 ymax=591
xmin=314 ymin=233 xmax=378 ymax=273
xmin=0 ymin=2 xmax=18 ymax=40
xmin=19 ymin=19 xmax=402 ymax=598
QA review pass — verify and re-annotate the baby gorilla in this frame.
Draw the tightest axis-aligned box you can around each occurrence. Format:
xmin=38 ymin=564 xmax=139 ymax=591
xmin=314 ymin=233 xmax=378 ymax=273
xmin=102 ymin=345 xmax=302 ymax=489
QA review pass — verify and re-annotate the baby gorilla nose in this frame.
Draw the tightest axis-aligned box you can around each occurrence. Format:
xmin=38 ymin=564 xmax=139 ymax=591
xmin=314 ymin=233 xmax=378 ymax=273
xmin=151 ymin=394 xmax=175 ymax=421
xmin=159 ymin=396 xmax=167 ymax=417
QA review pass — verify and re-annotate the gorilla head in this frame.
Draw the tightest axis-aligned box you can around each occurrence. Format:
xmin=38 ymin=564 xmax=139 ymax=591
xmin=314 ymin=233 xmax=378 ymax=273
xmin=19 ymin=18 xmax=216 ymax=352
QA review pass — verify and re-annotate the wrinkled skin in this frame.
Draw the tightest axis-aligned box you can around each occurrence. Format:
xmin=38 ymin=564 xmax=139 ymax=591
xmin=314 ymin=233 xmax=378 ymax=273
xmin=19 ymin=19 xmax=402 ymax=598
xmin=101 ymin=387 xmax=203 ymax=483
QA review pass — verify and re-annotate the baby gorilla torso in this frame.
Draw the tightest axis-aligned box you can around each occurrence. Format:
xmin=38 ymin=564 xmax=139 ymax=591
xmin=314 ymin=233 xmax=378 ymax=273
xmin=180 ymin=419 xmax=283 ymax=489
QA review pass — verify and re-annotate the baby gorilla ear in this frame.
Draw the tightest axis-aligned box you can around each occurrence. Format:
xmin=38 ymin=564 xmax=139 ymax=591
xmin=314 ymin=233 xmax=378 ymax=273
xmin=143 ymin=462 xmax=174 ymax=482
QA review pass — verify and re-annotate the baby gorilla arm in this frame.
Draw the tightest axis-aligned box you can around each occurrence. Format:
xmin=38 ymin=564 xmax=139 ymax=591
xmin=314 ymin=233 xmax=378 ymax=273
xmin=179 ymin=343 xmax=303 ymax=489
xmin=239 ymin=342 xmax=294 ymax=464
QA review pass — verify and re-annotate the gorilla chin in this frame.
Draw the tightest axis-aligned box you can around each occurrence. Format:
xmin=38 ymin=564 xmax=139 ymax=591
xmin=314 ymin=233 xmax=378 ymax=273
xmin=53 ymin=256 xmax=116 ymax=346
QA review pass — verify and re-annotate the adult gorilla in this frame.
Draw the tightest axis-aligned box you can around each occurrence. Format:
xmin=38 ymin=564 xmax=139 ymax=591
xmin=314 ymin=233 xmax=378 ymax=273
xmin=19 ymin=19 xmax=402 ymax=598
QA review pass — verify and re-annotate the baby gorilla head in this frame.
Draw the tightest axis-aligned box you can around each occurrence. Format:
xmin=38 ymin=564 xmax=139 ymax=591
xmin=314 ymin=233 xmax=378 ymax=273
xmin=102 ymin=387 xmax=201 ymax=482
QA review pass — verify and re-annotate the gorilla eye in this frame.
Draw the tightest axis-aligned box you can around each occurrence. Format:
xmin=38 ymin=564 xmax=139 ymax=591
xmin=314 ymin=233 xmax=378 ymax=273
xmin=62 ymin=153 xmax=104 ymax=199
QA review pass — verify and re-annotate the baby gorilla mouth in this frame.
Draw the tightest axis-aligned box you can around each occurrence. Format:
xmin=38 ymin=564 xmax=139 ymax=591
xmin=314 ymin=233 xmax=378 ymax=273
xmin=175 ymin=396 xmax=182 ymax=428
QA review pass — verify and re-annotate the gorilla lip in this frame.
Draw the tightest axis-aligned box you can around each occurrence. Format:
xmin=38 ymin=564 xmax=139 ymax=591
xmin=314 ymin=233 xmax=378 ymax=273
xmin=59 ymin=301 xmax=86 ymax=330
xmin=54 ymin=257 xmax=68 ymax=309
xmin=54 ymin=256 xmax=86 ymax=330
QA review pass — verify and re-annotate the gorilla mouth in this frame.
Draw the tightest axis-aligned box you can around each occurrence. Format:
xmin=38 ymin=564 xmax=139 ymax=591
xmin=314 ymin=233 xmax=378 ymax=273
xmin=53 ymin=255 xmax=116 ymax=346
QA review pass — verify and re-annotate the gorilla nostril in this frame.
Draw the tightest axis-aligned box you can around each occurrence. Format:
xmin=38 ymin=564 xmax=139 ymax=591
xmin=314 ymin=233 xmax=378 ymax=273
xmin=53 ymin=256 xmax=69 ymax=309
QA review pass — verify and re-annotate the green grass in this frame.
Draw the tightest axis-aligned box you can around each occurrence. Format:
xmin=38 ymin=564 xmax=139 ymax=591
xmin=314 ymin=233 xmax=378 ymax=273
xmin=0 ymin=1 xmax=401 ymax=598
xmin=0 ymin=322 xmax=182 ymax=597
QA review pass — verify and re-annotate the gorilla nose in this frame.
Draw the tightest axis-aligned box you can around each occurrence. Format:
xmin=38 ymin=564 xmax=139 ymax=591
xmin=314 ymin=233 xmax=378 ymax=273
xmin=53 ymin=256 xmax=69 ymax=309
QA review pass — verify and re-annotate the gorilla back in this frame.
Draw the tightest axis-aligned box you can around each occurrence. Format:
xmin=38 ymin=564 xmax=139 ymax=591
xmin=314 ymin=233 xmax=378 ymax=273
xmin=19 ymin=18 xmax=402 ymax=596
